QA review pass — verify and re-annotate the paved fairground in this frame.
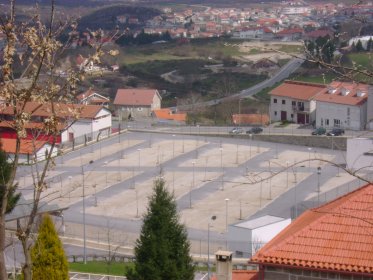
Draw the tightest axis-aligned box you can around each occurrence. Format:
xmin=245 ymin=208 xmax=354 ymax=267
xmin=14 ymin=129 xmax=365 ymax=260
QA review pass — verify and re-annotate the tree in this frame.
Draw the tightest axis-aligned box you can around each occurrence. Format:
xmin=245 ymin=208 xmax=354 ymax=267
xmin=31 ymin=214 xmax=68 ymax=280
xmin=127 ymin=178 xmax=194 ymax=280
xmin=356 ymin=39 xmax=364 ymax=52
xmin=0 ymin=148 xmax=20 ymax=214
xmin=367 ymin=37 xmax=372 ymax=51
xmin=0 ymin=1 xmax=117 ymax=279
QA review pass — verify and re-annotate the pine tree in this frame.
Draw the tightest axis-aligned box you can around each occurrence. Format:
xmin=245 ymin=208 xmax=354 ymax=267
xmin=356 ymin=39 xmax=364 ymax=52
xmin=31 ymin=214 xmax=68 ymax=280
xmin=127 ymin=178 xmax=194 ymax=280
xmin=367 ymin=38 xmax=372 ymax=52
xmin=0 ymin=148 xmax=20 ymax=214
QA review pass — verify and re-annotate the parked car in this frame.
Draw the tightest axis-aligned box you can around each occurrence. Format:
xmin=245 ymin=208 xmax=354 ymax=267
xmin=229 ymin=127 xmax=244 ymax=134
xmin=246 ymin=127 xmax=263 ymax=134
xmin=326 ymin=128 xmax=345 ymax=136
xmin=311 ymin=127 xmax=326 ymax=135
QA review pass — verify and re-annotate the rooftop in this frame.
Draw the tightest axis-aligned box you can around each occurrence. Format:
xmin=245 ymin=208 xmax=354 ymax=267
xmin=114 ymin=88 xmax=160 ymax=106
xmin=232 ymin=215 xmax=287 ymax=230
xmin=270 ymin=80 xmax=326 ymax=100
xmin=251 ymin=183 xmax=373 ymax=275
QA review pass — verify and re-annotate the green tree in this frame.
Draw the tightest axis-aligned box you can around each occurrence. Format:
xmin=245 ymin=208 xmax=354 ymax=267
xmin=127 ymin=178 xmax=194 ymax=280
xmin=367 ymin=38 xmax=373 ymax=51
xmin=31 ymin=214 xmax=68 ymax=280
xmin=356 ymin=39 xmax=364 ymax=52
xmin=0 ymin=148 xmax=20 ymax=214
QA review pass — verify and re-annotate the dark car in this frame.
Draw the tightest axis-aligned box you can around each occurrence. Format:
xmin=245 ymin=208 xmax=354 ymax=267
xmin=326 ymin=128 xmax=345 ymax=136
xmin=311 ymin=127 xmax=326 ymax=135
xmin=246 ymin=127 xmax=263 ymax=134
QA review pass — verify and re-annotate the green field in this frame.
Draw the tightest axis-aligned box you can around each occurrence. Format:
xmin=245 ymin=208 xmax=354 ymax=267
xmin=347 ymin=53 xmax=373 ymax=70
xmin=69 ymin=261 xmax=131 ymax=276
xmin=290 ymin=73 xmax=336 ymax=84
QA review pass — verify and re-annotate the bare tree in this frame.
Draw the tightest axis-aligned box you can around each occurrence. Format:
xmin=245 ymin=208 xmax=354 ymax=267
xmin=0 ymin=1 xmax=120 ymax=279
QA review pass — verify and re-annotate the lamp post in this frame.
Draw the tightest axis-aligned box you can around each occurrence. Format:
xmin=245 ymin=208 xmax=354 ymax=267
xmin=238 ymin=98 xmax=242 ymax=127
xmin=137 ymin=148 xmax=141 ymax=169
xmin=220 ymin=148 xmax=224 ymax=191
xmin=308 ymin=147 xmax=312 ymax=168
xmin=172 ymin=134 xmax=176 ymax=158
xmin=190 ymin=161 xmax=196 ymax=208
xmin=104 ymin=161 xmax=108 ymax=187
xmin=68 ymin=176 xmax=72 ymax=202
xmin=81 ymin=160 xmax=94 ymax=264
xmin=225 ymin=198 xmax=229 ymax=249
xmin=207 ymin=215 xmax=217 ymax=280
xmin=249 ymin=134 xmax=252 ymax=158
xmin=317 ymin=166 xmax=321 ymax=205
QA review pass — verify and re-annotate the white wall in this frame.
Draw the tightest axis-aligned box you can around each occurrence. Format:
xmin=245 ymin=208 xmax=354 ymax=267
xmin=270 ymin=96 xmax=313 ymax=124
xmin=367 ymin=90 xmax=373 ymax=129
xmin=7 ymin=144 xmax=57 ymax=163
xmin=346 ymin=138 xmax=373 ymax=171
xmin=316 ymin=101 xmax=366 ymax=130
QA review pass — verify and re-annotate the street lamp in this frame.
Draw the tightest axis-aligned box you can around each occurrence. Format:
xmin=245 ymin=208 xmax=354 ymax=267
xmin=137 ymin=148 xmax=141 ymax=169
xmin=225 ymin=198 xmax=229 ymax=249
xmin=317 ymin=166 xmax=321 ymax=205
xmin=104 ymin=161 xmax=108 ymax=187
xmin=220 ymin=148 xmax=224 ymax=191
xmin=249 ymin=134 xmax=252 ymax=158
xmin=238 ymin=98 xmax=242 ymax=127
xmin=308 ymin=147 xmax=312 ymax=168
xmin=81 ymin=160 xmax=94 ymax=264
xmin=190 ymin=161 xmax=196 ymax=208
xmin=172 ymin=134 xmax=176 ymax=158
xmin=207 ymin=215 xmax=217 ymax=280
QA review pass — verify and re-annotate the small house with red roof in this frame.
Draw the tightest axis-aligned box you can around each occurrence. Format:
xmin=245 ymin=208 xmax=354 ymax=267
xmin=1 ymin=138 xmax=57 ymax=163
xmin=250 ymin=183 xmax=373 ymax=280
xmin=114 ymin=88 xmax=161 ymax=120
xmin=76 ymin=88 xmax=110 ymax=107
xmin=314 ymin=81 xmax=370 ymax=130
xmin=269 ymin=80 xmax=326 ymax=125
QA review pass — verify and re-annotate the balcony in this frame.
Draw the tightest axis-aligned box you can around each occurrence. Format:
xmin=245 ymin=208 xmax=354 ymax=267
xmin=292 ymin=105 xmax=308 ymax=112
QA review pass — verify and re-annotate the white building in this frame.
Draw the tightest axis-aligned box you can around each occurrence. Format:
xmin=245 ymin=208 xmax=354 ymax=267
xmin=348 ymin=36 xmax=373 ymax=50
xmin=227 ymin=215 xmax=291 ymax=258
xmin=1 ymin=138 xmax=57 ymax=164
xmin=62 ymin=105 xmax=112 ymax=143
xmin=314 ymin=82 xmax=369 ymax=130
xmin=269 ymin=80 xmax=325 ymax=124
xmin=346 ymin=138 xmax=373 ymax=171
xmin=368 ymin=88 xmax=373 ymax=129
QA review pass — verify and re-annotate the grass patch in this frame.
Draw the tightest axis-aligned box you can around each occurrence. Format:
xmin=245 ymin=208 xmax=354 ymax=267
xmin=347 ymin=52 xmax=373 ymax=71
xmin=254 ymin=82 xmax=281 ymax=102
xmin=290 ymin=73 xmax=336 ymax=84
xmin=69 ymin=261 xmax=132 ymax=276
xmin=275 ymin=44 xmax=303 ymax=54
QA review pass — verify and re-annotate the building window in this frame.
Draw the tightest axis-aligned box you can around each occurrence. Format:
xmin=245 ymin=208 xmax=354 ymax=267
xmin=321 ymin=118 xmax=323 ymax=126
xmin=137 ymin=107 xmax=143 ymax=111
xmin=334 ymin=119 xmax=341 ymax=127
xmin=292 ymin=101 xmax=296 ymax=106
xmin=282 ymin=100 xmax=286 ymax=104
xmin=274 ymin=111 xmax=277 ymax=116
xmin=273 ymin=98 xmax=277 ymax=103
xmin=347 ymin=107 xmax=350 ymax=116
xmin=290 ymin=114 xmax=294 ymax=119
xmin=325 ymin=119 xmax=329 ymax=126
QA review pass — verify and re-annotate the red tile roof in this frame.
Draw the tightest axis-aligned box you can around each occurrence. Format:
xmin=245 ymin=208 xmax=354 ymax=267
xmin=0 ymin=102 xmax=105 ymax=119
xmin=211 ymin=270 xmax=258 ymax=280
xmin=314 ymin=81 xmax=368 ymax=106
xmin=270 ymin=80 xmax=326 ymax=100
xmin=251 ymin=183 xmax=373 ymax=274
xmin=1 ymin=138 xmax=47 ymax=154
xmin=114 ymin=88 xmax=160 ymax=106
xmin=153 ymin=108 xmax=186 ymax=122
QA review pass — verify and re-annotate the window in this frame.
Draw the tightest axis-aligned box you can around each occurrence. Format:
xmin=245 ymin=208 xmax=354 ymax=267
xmin=137 ymin=107 xmax=143 ymax=111
xmin=292 ymin=101 xmax=296 ymax=106
xmin=347 ymin=107 xmax=350 ymax=116
xmin=321 ymin=118 xmax=324 ymax=126
xmin=273 ymin=98 xmax=277 ymax=103
xmin=334 ymin=119 xmax=341 ymax=127
xmin=290 ymin=114 xmax=294 ymax=118
xmin=325 ymin=119 xmax=329 ymax=126
xmin=282 ymin=100 xmax=286 ymax=104
xmin=274 ymin=111 xmax=277 ymax=116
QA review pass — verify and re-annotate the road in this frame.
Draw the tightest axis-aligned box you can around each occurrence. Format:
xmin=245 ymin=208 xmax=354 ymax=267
xmin=178 ymin=56 xmax=304 ymax=110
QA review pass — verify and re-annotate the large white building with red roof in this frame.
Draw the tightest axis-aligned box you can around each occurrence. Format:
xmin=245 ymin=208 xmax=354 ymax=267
xmin=114 ymin=88 xmax=162 ymax=120
xmin=314 ymin=81 xmax=369 ymax=130
xmin=250 ymin=183 xmax=373 ymax=280
xmin=269 ymin=80 xmax=326 ymax=125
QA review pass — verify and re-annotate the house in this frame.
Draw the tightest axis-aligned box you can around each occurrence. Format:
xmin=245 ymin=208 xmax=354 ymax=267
xmin=250 ymin=183 xmax=373 ymax=280
xmin=269 ymin=80 xmax=326 ymax=125
xmin=1 ymin=138 xmax=57 ymax=163
xmin=227 ymin=215 xmax=291 ymax=258
xmin=76 ymin=89 xmax=110 ymax=107
xmin=0 ymin=102 xmax=112 ymax=145
xmin=367 ymin=84 xmax=373 ymax=129
xmin=314 ymin=81 xmax=369 ymax=130
xmin=275 ymin=27 xmax=303 ymax=41
xmin=114 ymin=88 xmax=162 ymax=120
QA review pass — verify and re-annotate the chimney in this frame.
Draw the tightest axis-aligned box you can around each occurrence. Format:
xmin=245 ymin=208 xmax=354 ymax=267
xmin=215 ymin=250 xmax=233 ymax=280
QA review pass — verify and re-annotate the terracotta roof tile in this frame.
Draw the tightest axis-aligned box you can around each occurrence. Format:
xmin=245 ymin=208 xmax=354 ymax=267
xmin=270 ymin=80 xmax=326 ymax=100
xmin=0 ymin=102 xmax=105 ymax=119
xmin=251 ymin=183 xmax=373 ymax=274
xmin=114 ymin=88 xmax=160 ymax=106
xmin=1 ymin=138 xmax=47 ymax=154
xmin=314 ymin=81 xmax=369 ymax=106
xmin=153 ymin=108 xmax=186 ymax=122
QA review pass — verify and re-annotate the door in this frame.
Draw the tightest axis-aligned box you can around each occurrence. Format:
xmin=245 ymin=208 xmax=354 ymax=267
xmin=69 ymin=132 xmax=74 ymax=142
xmin=297 ymin=113 xmax=305 ymax=124
xmin=281 ymin=111 xmax=287 ymax=121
